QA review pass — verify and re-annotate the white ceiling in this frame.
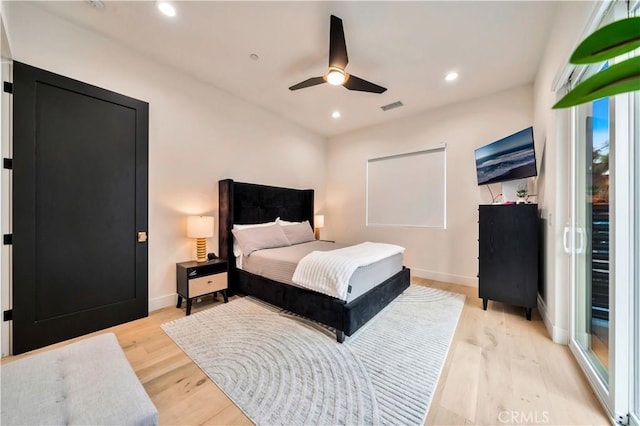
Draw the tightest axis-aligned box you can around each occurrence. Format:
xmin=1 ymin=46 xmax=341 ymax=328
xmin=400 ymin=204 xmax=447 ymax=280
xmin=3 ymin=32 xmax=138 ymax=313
xmin=30 ymin=1 xmax=558 ymax=138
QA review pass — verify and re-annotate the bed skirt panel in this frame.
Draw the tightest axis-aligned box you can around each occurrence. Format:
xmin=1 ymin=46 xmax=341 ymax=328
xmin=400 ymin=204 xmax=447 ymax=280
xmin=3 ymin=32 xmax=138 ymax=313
xmin=236 ymin=267 xmax=410 ymax=337
xmin=237 ymin=269 xmax=346 ymax=330
xmin=343 ymin=267 xmax=411 ymax=336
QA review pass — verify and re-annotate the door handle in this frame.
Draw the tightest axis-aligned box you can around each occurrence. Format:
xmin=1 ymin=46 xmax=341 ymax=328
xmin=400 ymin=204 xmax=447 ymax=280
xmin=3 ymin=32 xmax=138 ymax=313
xmin=137 ymin=231 xmax=148 ymax=243
xmin=576 ymin=228 xmax=585 ymax=254
xmin=563 ymin=227 xmax=571 ymax=253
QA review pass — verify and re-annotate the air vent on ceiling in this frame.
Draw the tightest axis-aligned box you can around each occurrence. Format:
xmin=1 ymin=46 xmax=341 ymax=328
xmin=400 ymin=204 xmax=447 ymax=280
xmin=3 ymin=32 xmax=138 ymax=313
xmin=380 ymin=101 xmax=403 ymax=112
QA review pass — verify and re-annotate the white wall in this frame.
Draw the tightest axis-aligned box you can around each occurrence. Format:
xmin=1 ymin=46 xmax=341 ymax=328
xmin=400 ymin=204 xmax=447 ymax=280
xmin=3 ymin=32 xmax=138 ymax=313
xmin=2 ymin=2 xmax=327 ymax=311
xmin=533 ymin=1 xmax=599 ymax=343
xmin=325 ymin=85 xmax=533 ymax=286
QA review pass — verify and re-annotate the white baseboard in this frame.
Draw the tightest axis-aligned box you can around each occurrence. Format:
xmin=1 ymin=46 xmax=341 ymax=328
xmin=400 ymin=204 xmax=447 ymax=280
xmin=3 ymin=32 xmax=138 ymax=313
xmin=149 ymin=293 xmax=177 ymax=313
xmin=410 ymin=268 xmax=478 ymax=287
xmin=537 ymin=294 xmax=569 ymax=344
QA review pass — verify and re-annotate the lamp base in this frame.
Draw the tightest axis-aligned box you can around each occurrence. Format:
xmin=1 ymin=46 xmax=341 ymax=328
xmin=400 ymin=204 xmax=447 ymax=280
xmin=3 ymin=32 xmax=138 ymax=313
xmin=196 ymin=238 xmax=207 ymax=263
xmin=314 ymin=228 xmax=320 ymax=240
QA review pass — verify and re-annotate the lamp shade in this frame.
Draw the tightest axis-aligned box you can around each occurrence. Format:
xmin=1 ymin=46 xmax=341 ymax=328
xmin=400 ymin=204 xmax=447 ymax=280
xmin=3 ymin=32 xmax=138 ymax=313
xmin=187 ymin=216 xmax=214 ymax=238
xmin=314 ymin=215 xmax=325 ymax=228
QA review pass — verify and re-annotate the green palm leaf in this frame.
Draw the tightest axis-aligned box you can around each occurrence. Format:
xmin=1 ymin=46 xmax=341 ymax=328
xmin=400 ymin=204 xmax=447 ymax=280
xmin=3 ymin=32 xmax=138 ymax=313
xmin=571 ymin=17 xmax=640 ymax=64
xmin=553 ymin=57 xmax=640 ymax=109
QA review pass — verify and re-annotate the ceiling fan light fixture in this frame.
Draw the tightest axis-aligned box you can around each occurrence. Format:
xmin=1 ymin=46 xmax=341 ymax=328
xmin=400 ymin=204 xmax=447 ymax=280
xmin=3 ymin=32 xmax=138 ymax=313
xmin=326 ymin=69 xmax=346 ymax=86
xmin=288 ymin=15 xmax=386 ymax=94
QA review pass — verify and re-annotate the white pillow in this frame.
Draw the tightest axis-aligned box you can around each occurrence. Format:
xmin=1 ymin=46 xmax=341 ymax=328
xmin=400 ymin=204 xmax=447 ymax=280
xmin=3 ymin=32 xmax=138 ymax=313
xmin=277 ymin=218 xmax=303 ymax=226
xmin=233 ymin=220 xmax=277 ymax=256
xmin=232 ymin=224 xmax=291 ymax=256
xmin=233 ymin=221 xmax=277 ymax=230
xmin=281 ymin=221 xmax=315 ymax=245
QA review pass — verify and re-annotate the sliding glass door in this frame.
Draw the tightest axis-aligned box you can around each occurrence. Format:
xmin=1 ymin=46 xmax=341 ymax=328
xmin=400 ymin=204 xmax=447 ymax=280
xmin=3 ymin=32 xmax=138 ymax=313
xmin=567 ymin=2 xmax=638 ymax=422
xmin=631 ymin=65 xmax=640 ymax=426
xmin=572 ymin=91 xmax=610 ymax=387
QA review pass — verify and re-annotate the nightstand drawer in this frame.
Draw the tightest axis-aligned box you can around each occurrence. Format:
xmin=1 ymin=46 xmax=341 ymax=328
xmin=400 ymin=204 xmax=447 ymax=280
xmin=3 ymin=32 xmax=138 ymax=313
xmin=190 ymin=273 xmax=227 ymax=297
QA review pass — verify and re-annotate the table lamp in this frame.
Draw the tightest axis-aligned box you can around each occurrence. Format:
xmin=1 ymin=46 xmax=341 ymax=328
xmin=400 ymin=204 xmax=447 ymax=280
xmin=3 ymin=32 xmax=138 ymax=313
xmin=187 ymin=215 xmax=214 ymax=262
xmin=314 ymin=214 xmax=324 ymax=240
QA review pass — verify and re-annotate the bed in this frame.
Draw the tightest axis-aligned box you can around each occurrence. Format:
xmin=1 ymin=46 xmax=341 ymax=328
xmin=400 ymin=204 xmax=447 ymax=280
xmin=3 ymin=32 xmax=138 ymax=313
xmin=218 ymin=179 xmax=410 ymax=342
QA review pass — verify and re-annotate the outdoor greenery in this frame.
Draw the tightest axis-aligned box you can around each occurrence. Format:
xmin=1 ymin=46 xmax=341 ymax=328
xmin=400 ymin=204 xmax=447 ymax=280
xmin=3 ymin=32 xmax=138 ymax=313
xmin=591 ymin=146 xmax=610 ymax=203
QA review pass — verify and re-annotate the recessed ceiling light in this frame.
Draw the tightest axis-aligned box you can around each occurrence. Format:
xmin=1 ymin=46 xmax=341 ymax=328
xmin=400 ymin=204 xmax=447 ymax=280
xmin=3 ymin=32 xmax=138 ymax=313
xmin=445 ymin=71 xmax=459 ymax=82
xmin=157 ymin=1 xmax=176 ymax=17
xmin=249 ymin=53 xmax=259 ymax=61
xmin=331 ymin=111 xmax=341 ymax=119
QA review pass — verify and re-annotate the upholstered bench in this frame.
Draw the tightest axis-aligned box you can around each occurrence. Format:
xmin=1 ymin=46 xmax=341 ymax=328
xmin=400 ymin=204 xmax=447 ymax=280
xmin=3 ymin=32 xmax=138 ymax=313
xmin=1 ymin=332 xmax=158 ymax=425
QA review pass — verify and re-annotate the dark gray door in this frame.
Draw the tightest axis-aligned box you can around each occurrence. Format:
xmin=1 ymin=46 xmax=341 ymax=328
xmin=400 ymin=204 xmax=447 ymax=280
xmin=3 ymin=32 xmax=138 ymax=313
xmin=12 ymin=61 xmax=149 ymax=354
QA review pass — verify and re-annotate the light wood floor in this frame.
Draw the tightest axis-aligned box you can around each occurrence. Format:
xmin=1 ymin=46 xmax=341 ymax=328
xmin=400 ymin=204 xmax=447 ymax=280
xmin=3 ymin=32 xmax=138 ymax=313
xmin=2 ymin=278 xmax=611 ymax=425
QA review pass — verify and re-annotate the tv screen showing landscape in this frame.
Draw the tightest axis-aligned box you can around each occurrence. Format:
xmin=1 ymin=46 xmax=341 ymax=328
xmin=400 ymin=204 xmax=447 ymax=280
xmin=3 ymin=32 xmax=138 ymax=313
xmin=475 ymin=127 xmax=537 ymax=185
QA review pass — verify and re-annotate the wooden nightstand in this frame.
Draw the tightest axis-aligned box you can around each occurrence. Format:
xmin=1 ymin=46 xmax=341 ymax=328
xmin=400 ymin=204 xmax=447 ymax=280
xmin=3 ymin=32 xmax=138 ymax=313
xmin=176 ymin=259 xmax=228 ymax=315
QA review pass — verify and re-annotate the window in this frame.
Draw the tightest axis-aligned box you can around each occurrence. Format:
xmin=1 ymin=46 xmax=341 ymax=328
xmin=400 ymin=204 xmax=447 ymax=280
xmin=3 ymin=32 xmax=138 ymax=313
xmin=366 ymin=146 xmax=446 ymax=228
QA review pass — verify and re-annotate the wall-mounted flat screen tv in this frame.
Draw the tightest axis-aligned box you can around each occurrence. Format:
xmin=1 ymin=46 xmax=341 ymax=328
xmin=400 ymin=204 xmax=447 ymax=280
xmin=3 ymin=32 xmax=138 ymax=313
xmin=475 ymin=126 xmax=537 ymax=185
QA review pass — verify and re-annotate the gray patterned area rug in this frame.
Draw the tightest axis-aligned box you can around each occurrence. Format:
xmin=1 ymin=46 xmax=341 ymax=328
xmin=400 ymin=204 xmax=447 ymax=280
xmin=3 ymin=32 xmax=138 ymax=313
xmin=161 ymin=285 xmax=464 ymax=426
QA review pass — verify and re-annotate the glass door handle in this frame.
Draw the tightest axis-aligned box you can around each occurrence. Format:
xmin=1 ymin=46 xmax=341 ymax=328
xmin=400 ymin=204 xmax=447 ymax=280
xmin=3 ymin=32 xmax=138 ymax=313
xmin=563 ymin=226 xmax=571 ymax=253
xmin=576 ymin=228 xmax=585 ymax=254
xmin=563 ymin=226 xmax=586 ymax=254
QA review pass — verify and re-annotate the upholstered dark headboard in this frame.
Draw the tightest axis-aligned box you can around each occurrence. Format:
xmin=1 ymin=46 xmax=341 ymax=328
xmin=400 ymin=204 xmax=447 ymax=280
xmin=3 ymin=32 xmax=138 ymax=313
xmin=218 ymin=179 xmax=314 ymax=292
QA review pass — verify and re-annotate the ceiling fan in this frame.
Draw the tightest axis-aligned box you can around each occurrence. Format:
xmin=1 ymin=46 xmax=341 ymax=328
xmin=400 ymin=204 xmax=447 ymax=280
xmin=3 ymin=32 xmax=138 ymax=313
xmin=289 ymin=15 xmax=387 ymax=94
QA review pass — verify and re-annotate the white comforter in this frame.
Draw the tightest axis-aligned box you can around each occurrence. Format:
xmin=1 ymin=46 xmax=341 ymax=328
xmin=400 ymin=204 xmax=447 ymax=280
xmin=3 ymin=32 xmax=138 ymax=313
xmin=292 ymin=242 xmax=405 ymax=301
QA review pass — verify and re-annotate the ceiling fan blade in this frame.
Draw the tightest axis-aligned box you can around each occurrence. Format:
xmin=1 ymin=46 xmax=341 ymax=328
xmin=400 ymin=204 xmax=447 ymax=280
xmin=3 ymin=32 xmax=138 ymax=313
xmin=343 ymin=74 xmax=387 ymax=94
xmin=329 ymin=15 xmax=348 ymax=70
xmin=289 ymin=76 xmax=326 ymax=91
